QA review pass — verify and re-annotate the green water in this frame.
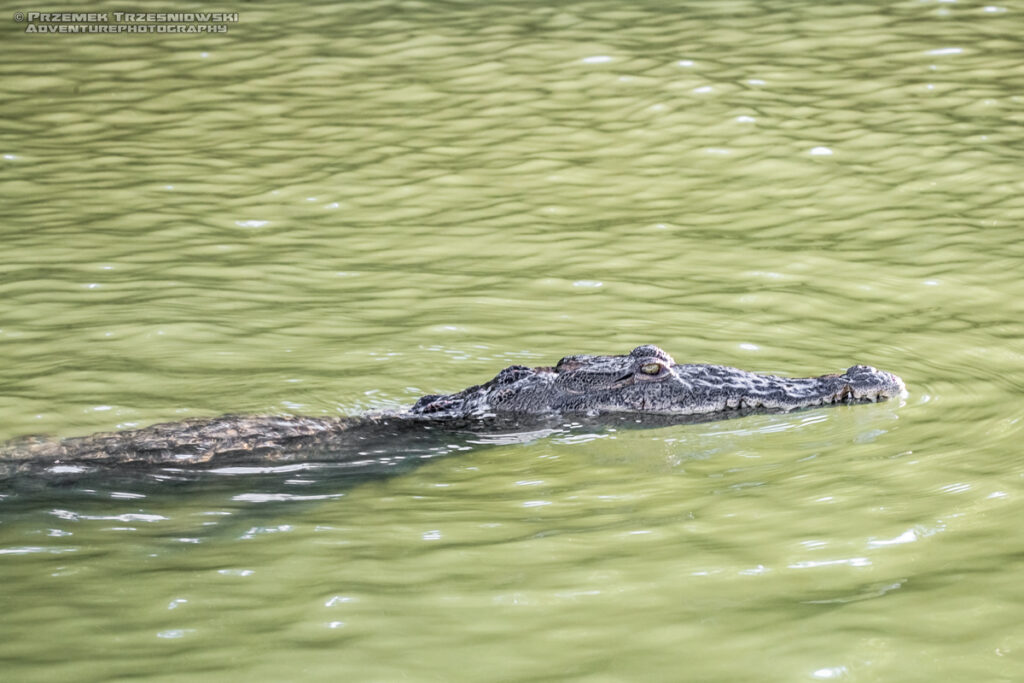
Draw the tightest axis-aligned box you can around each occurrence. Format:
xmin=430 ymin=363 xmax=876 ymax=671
xmin=2 ymin=0 xmax=1024 ymax=680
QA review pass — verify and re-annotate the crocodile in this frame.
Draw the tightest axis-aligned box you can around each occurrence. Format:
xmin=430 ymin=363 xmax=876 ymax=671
xmin=0 ymin=345 xmax=904 ymax=476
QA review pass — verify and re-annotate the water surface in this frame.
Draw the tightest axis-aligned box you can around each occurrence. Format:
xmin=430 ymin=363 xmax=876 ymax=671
xmin=2 ymin=0 xmax=1024 ymax=680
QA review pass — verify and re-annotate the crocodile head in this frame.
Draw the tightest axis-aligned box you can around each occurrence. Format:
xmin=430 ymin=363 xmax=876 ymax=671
xmin=410 ymin=344 xmax=905 ymax=419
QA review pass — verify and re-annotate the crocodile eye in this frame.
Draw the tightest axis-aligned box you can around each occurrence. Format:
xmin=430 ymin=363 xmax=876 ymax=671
xmin=640 ymin=362 xmax=662 ymax=375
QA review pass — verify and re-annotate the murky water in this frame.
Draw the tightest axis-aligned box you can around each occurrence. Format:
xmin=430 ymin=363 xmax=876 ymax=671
xmin=2 ymin=0 xmax=1024 ymax=680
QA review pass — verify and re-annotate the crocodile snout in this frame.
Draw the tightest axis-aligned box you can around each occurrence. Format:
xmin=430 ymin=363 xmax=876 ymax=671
xmin=843 ymin=365 xmax=906 ymax=401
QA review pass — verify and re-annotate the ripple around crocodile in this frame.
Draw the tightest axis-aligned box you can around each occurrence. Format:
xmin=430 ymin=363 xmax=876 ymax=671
xmin=0 ymin=345 xmax=905 ymax=478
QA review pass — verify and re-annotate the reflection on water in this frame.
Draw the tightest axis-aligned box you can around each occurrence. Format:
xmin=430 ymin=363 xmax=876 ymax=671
xmin=2 ymin=0 xmax=1024 ymax=680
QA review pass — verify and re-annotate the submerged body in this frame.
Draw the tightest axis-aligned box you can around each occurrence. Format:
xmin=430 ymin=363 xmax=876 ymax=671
xmin=0 ymin=345 xmax=904 ymax=474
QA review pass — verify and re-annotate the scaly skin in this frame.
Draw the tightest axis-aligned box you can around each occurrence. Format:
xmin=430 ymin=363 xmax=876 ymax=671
xmin=0 ymin=345 xmax=904 ymax=474
xmin=411 ymin=345 xmax=904 ymax=417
